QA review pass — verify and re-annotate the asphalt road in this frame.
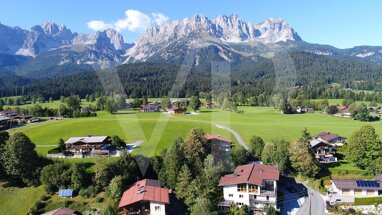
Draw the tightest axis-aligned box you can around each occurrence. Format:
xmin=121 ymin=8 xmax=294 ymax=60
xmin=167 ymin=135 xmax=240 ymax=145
xmin=296 ymin=187 xmax=327 ymax=215
xmin=171 ymin=114 xmax=249 ymax=150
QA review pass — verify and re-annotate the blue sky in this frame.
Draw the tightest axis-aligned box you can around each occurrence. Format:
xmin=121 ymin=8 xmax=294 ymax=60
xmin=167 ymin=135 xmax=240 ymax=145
xmin=0 ymin=0 xmax=381 ymax=48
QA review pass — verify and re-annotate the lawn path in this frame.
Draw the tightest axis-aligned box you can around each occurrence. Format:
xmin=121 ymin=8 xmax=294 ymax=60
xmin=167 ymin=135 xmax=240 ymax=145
xmin=171 ymin=114 xmax=249 ymax=151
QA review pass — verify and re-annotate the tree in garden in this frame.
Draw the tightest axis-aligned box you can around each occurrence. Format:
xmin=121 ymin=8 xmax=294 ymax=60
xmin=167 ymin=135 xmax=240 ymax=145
xmin=266 ymin=206 xmax=277 ymax=215
xmin=70 ymin=163 xmax=87 ymax=191
xmin=248 ymin=135 xmax=264 ymax=159
xmin=279 ymin=98 xmax=292 ymax=114
xmin=262 ymin=139 xmax=290 ymax=173
xmin=231 ymin=145 xmax=248 ymax=166
xmin=105 ymin=98 xmax=118 ymax=114
xmin=189 ymin=96 xmax=202 ymax=112
xmin=111 ymin=136 xmax=126 ymax=148
xmin=117 ymin=152 xmax=139 ymax=182
xmin=40 ymin=163 xmax=71 ymax=192
xmin=2 ymin=132 xmax=41 ymax=186
xmin=163 ymin=137 xmax=184 ymax=189
xmin=190 ymin=197 xmax=217 ymax=215
xmin=289 ymin=137 xmax=320 ymax=178
xmin=325 ymin=105 xmax=338 ymax=115
xmin=182 ymin=128 xmax=208 ymax=173
xmin=238 ymin=205 xmax=248 ymax=215
xmin=65 ymin=95 xmax=81 ymax=111
xmin=345 ymin=125 xmax=382 ymax=171
xmin=201 ymin=155 xmax=222 ymax=202
xmin=107 ymin=175 xmax=124 ymax=207
xmin=58 ymin=138 xmax=66 ymax=152
xmin=175 ymin=164 xmax=192 ymax=202
xmin=0 ymin=131 xmax=9 ymax=178
xmin=161 ymin=97 xmax=172 ymax=110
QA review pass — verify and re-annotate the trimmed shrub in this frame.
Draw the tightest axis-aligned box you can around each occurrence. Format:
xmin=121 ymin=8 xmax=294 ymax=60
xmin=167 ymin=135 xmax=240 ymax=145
xmin=354 ymin=196 xmax=382 ymax=205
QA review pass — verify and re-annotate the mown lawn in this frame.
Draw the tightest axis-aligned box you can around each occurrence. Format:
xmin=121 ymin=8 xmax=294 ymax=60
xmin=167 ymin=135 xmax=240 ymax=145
xmin=9 ymin=104 xmax=379 ymax=176
xmin=0 ymin=185 xmax=45 ymax=215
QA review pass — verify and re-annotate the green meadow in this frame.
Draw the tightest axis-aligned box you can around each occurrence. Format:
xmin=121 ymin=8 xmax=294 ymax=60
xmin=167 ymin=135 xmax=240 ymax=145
xmin=9 ymin=105 xmax=382 ymax=156
xmin=0 ymin=185 xmax=45 ymax=215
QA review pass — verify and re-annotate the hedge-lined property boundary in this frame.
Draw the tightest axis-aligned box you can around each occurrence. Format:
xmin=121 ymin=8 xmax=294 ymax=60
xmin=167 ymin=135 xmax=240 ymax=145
xmin=354 ymin=196 xmax=382 ymax=205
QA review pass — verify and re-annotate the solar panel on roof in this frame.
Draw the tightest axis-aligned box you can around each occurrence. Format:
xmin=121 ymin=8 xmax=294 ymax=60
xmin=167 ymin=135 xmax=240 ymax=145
xmin=58 ymin=189 xmax=73 ymax=197
xmin=356 ymin=180 xmax=380 ymax=188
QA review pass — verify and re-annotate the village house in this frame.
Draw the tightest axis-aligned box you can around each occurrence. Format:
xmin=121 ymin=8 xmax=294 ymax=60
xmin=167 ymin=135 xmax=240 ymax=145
xmin=335 ymin=106 xmax=351 ymax=118
xmin=0 ymin=116 xmax=10 ymax=128
xmin=296 ymin=106 xmax=313 ymax=113
xmin=330 ymin=175 xmax=382 ymax=203
xmin=0 ymin=110 xmax=17 ymax=118
xmin=205 ymin=102 xmax=215 ymax=109
xmin=310 ymin=132 xmax=346 ymax=163
xmin=167 ymin=107 xmax=186 ymax=114
xmin=218 ymin=164 xmax=280 ymax=214
xmin=205 ymin=134 xmax=233 ymax=155
xmin=65 ymin=136 xmax=110 ymax=156
xmin=118 ymin=179 xmax=170 ymax=215
xmin=13 ymin=114 xmax=33 ymax=122
xmin=141 ymin=104 xmax=160 ymax=112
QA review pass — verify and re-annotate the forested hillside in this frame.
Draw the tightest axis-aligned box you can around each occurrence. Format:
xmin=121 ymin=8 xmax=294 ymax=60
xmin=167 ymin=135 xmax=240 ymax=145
xmin=2 ymin=51 xmax=382 ymax=100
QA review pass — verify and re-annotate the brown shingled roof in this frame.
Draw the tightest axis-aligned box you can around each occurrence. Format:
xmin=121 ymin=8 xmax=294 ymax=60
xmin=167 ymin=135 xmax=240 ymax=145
xmin=118 ymin=179 xmax=170 ymax=208
xmin=219 ymin=164 xmax=279 ymax=186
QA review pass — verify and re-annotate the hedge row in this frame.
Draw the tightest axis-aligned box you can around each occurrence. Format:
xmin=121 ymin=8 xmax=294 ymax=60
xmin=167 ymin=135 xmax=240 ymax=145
xmin=354 ymin=196 xmax=382 ymax=205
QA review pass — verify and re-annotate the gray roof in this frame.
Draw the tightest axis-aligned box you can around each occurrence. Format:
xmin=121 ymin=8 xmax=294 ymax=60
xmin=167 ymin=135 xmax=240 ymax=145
xmin=332 ymin=179 xmax=382 ymax=190
xmin=42 ymin=207 xmax=75 ymax=215
xmin=374 ymin=174 xmax=382 ymax=182
xmin=65 ymin=136 xmax=108 ymax=144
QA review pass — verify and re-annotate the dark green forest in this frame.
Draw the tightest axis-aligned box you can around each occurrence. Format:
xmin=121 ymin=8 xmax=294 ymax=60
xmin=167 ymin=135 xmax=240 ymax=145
xmin=2 ymin=51 xmax=382 ymax=101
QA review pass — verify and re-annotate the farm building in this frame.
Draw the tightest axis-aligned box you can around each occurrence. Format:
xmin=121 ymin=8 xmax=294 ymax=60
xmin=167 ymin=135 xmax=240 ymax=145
xmin=65 ymin=136 xmax=110 ymax=154
xmin=118 ymin=179 xmax=171 ymax=215
xmin=141 ymin=104 xmax=160 ymax=112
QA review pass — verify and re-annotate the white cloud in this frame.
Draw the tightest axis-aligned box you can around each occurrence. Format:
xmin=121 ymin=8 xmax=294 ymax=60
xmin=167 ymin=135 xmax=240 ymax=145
xmin=115 ymin=9 xmax=151 ymax=32
xmin=87 ymin=20 xmax=113 ymax=31
xmin=152 ymin=13 xmax=169 ymax=26
xmin=87 ymin=9 xmax=169 ymax=32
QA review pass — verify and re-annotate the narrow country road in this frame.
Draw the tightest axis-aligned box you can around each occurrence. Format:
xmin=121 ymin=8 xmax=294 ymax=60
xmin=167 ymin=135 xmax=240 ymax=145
xmin=296 ymin=185 xmax=328 ymax=215
xmin=170 ymin=114 xmax=249 ymax=151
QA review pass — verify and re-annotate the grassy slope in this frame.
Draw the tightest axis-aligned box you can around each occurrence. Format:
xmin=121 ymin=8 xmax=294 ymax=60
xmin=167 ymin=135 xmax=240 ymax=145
xmin=0 ymin=185 xmax=45 ymax=215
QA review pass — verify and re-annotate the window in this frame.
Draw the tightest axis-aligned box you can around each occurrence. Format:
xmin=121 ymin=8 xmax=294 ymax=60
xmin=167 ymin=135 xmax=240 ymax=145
xmin=253 ymin=195 xmax=257 ymax=199
xmin=229 ymin=194 xmax=233 ymax=197
xmin=237 ymin=184 xmax=247 ymax=192
xmin=266 ymin=196 xmax=269 ymax=201
xmin=248 ymin=184 xmax=258 ymax=193
xmin=154 ymin=206 xmax=161 ymax=211
xmin=239 ymin=194 xmax=243 ymax=198
xmin=237 ymin=202 xmax=243 ymax=206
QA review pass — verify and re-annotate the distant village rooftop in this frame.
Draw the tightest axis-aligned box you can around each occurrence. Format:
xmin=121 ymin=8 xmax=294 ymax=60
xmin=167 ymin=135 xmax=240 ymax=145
xmin=65 ymin=136 xmax=109 ymax=144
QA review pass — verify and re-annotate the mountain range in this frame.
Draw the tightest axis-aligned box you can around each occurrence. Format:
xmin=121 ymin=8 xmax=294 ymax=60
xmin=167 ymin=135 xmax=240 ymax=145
xmin=1 ymin=14 xmax=382 ymax=78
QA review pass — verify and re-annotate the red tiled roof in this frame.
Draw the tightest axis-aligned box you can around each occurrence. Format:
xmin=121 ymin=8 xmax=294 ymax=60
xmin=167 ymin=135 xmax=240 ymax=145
xmin=336 ymin=106 xmax=347 ymax=111
xmin=118 ymin=179 xmax=170 ymax=208
xmin=219 ymin=164 xmax=279 ymax=186
xmin=205 ymin=134 xmax=232 ymax=143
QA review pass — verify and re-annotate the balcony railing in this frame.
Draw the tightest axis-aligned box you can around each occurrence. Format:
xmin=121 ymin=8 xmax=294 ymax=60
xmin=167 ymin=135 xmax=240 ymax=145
xmin=259 ymin=189 xmax=276 ymax=196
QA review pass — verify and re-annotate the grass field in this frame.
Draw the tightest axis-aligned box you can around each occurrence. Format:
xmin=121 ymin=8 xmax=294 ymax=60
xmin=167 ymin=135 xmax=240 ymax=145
xmin=8 ymin=99 xmax=382 ymax=176
xmin=10 ymin=105 xmax=382 ymax=156
xmin=0 ymin=185 xmax=45 ymax=215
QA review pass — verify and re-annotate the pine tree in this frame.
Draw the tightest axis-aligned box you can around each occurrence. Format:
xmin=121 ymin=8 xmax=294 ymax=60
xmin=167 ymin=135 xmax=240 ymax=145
xmin=175 ymin=164 xmax=192 ymax=201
